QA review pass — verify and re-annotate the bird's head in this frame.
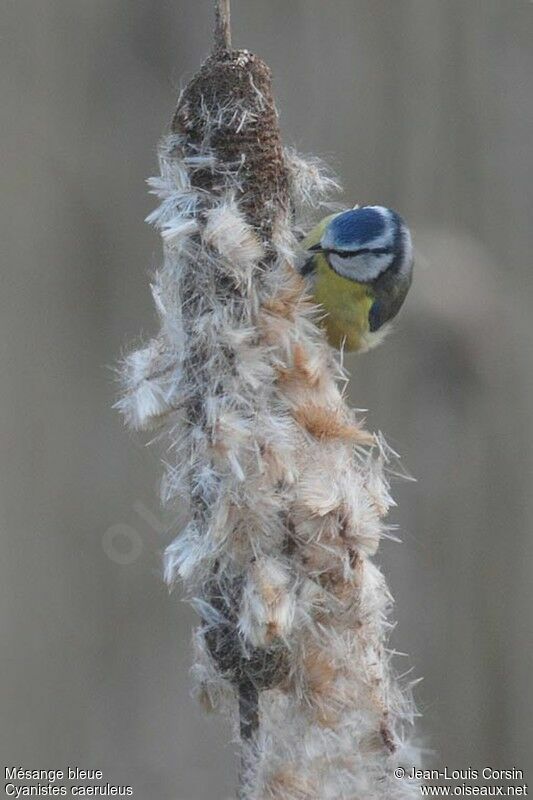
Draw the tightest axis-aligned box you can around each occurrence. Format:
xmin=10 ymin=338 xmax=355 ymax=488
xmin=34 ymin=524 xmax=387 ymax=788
xmin=311 ymin=206 xmax=413 ymax=286
xmin=307 ymin=205 xmax=414 ymax=339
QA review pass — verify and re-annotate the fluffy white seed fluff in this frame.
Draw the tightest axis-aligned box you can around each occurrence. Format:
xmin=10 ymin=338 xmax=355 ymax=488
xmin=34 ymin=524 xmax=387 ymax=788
xmin=239 ymin=557 xmax=296 ymax=647
xmin=119 ymin=115 xmax=419 ymax=798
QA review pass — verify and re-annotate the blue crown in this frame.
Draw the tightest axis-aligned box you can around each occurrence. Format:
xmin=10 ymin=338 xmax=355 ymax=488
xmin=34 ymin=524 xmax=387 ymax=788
xmin=324 ymin=207 xmax=387 ymax=251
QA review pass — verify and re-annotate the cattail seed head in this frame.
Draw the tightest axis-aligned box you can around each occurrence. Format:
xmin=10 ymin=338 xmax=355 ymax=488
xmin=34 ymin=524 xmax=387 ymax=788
xmin=119 ymin=31 xmax=420 ymax=800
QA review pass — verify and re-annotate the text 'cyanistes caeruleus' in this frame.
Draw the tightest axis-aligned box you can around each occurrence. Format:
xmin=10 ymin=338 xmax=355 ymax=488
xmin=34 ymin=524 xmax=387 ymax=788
xmin=301 ymin=206 xmax=413 ymax=352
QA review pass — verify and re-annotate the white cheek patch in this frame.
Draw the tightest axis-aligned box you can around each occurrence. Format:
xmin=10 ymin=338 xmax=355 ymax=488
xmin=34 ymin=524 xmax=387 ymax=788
xmin=329 ymin=251 xmax=392 ymax=282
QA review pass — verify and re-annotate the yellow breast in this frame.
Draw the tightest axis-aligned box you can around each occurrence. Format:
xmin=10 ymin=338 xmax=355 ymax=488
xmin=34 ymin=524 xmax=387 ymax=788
xmin=312 ymin=254 xmax=374 ymax=351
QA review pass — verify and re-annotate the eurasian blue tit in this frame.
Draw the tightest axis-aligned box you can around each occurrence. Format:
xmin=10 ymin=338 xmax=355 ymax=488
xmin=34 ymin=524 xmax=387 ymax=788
xmin=300 ymin=206 xmax=413 ymax=351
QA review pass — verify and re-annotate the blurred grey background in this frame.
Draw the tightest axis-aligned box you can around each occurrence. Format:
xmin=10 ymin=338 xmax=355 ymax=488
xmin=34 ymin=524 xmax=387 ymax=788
xmin=1 ymin=1 xmax=532 ymax=798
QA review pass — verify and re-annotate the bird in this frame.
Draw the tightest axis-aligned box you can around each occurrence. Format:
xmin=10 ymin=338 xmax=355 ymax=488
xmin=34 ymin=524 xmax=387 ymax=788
xmin=300 ymin=206 xmax=413 ymax=352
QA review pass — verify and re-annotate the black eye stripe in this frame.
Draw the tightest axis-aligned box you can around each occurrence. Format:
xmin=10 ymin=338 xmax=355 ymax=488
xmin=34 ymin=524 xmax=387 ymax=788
xmin=329 ymin=247 xmax=392 ymax=258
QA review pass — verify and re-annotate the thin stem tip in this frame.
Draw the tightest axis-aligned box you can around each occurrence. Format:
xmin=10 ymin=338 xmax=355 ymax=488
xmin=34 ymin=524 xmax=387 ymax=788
xmin=214 ymin=0 xmax=232 ymax=51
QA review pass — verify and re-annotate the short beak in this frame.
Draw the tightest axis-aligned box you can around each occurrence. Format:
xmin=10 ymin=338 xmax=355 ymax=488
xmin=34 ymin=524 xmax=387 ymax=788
xmin=308 ymin=243 xmax=325 ymax=253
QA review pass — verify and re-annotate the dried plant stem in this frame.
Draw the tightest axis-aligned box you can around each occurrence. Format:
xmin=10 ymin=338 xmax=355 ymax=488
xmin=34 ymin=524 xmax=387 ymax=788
xmin=238 ymin=679 xmax=259 ymax=799
xmin=211 ymin=2 xmax=298 ymax=765
xmin=214 ymin=0 xmax=231 ymax=51
xmin=238 ymin=679 xmax=259 ymax=741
